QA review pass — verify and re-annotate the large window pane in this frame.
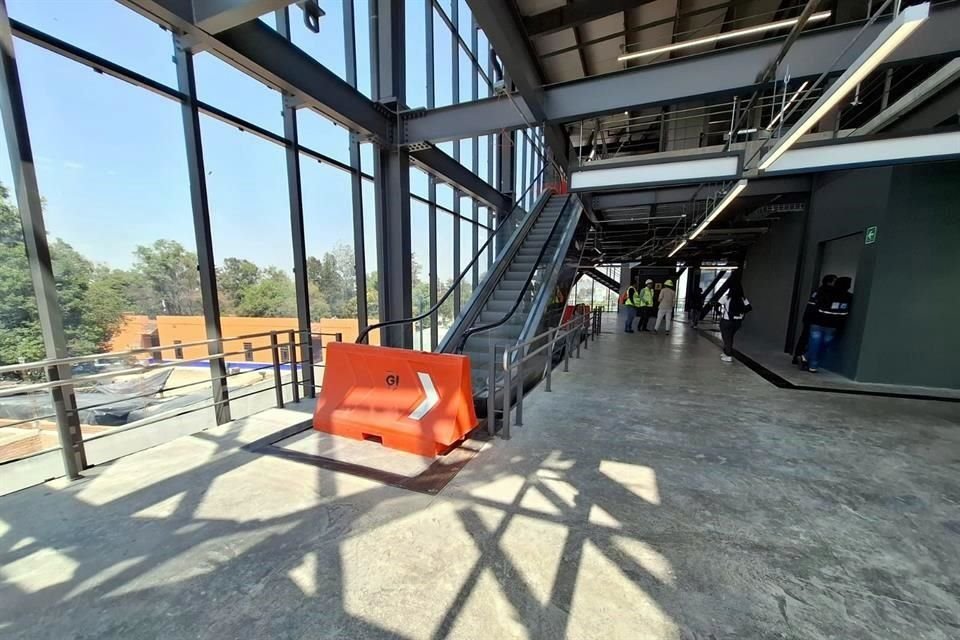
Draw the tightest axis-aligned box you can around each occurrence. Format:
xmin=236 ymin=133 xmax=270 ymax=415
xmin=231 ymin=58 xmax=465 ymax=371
xmin=406 ymin=0 xmax=428 ymax=108
xmin=8 ymin=0 xmax=177 ymax=87
xmin=201 ymin=116 xmax=297 ymax=419
xmin=194 ymin=53 xmax=282 ymax=135
xmin=436 ymin=210 xmax=455 ymax=342
xmin=433 ymin=7 xmax=453 ymax=107
xmin=292 ymin=0 xmax=346 ymax=80
xmin=302 ymin=158 xmax=361 ymax=385
xmin=7 ymin=41 xmax=204 ymax=470
xmin=411 ymin=199 xmax=431 ymax=350
xmin=298 ymin=110 xmax=351 ymax=166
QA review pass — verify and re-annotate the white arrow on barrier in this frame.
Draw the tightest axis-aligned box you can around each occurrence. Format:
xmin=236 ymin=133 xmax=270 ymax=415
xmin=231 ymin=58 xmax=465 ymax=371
xmin=407 ymin=372 xmax=439 ymax=421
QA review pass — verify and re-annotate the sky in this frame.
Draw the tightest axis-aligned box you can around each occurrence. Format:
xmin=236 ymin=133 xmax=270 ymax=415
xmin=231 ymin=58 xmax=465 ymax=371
xmin=0 ymin=0 xmax=511 ymax=283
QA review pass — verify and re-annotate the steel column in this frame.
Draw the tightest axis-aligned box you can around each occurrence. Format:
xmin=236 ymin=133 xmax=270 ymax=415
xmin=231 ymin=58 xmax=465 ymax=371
xmin=173 ymin=35 xmax=231 ymax=424
xmin=451 ymin=0 xmax=461 ymax=317
xmin=426 ymin=0 xmax=439 ymax=350
xmin=470 ymin=17 xmax=480 ymax=290
xmin=343 ymin=0 xmax=369 ymax=335
xmin=0 ymin=0 xmax=85 ymax=478
xmin=371 ymin=0 xmax=412 ymax=348
xmin=276 ymin=7 xmax=314 ymax=397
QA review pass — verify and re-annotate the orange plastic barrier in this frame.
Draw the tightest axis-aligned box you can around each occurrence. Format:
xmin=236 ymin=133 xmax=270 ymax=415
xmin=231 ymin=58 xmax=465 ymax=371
xmin=313 ymin=342 xmax=479 ymax=457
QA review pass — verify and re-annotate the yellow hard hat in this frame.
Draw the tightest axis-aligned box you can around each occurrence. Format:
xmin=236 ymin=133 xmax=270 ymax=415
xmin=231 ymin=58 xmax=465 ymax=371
xmin=665 ymin=279 xmax=674 ymax=287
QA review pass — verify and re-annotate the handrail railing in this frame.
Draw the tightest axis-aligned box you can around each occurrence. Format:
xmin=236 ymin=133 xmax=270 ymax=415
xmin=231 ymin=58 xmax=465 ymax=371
xmin=485 ymin=308 xmax=601 ymax=438
xmin=0 ymin=328 xmax=342 ymax=376
xmin=356 ymin=165 xmax=549 ymax=345
xmin=456 ymin=196 xmax=570 ymax=352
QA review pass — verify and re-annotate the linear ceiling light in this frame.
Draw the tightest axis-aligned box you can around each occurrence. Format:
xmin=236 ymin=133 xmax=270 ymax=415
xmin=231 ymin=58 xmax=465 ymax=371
xmin=618 ymin=11 xmax=832 ymax=62
xmin=668 ymin=240 xmax=688 ymax=258
xmin=688 ymin=179 xmax=749 ymax=240
xmin=758 ymin=3 xmax=929 ymax=170
xmin=766 ymin=81 xmax=809 ymax=131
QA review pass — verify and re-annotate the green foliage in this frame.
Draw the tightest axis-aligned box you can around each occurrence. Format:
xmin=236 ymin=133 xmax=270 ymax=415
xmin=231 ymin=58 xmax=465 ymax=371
xmin=132 ymin=239 xmax=202 ymax=315
xmin=0 ymin=181 xmax=485 ymax=366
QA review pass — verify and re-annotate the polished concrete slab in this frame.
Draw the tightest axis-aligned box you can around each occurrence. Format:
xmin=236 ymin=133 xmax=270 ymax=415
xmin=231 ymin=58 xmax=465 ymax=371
xmin=1 ymin=319 xmax=959 ymax=639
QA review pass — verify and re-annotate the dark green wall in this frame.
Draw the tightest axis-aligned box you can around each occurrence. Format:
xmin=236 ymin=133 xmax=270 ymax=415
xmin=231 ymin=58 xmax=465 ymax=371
xmin=741 ymin=160 xmax=960 ymax=389
xmin=740 ymin=210 xmax=806 ymax=350
xmin=796 ymin=168 xmax=891 ymax=378
xmin=855 ymin=162 xmax=960 ymax=388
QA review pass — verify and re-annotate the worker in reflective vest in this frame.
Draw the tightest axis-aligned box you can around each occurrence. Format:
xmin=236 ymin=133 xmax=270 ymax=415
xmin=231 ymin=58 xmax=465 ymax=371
xmin=621 ymin=285 xmax=642 ymax=333
xmin=637 ymin=279 xmax=655 ymax=332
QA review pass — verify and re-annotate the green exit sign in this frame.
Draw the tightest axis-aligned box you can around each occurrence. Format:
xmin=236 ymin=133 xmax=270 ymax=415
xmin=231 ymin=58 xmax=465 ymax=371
xmin=865 ymin=226 xmax=878 ymax=245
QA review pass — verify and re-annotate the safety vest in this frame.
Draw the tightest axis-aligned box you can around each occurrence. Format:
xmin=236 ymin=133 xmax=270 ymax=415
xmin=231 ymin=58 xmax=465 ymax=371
xmin=623 ymin=289 xmax=641 ymax=307
xmin=638 ymin=287 xmax=654 ymax=307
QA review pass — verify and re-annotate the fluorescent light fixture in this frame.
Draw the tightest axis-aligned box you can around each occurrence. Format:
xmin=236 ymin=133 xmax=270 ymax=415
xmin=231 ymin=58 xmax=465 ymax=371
xmin=668 ymin=240 xmax=687 ymax=258
xmin=758 ymin=3 xmax=929 ymax=170
xmin=618 ymin=11 xmax=831 ymax=62
xmin=766 ymin=81 xmax=809 ymax=131
xmin=736 ymin=128 xmax=759 ymax=135
xmin=688 ymin=179 xmax=748 ymax=240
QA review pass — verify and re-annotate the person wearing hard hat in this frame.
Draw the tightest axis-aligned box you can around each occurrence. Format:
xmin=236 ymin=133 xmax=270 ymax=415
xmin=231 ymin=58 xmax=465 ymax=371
xmin=654 ymin=279 xmax=676 ymax=334
xmin=636 ymin=279 xmax=655 ymax=332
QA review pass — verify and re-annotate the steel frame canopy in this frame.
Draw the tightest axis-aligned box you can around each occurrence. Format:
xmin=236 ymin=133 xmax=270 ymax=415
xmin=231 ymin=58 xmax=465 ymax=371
xmin=119 ymin=0 xmax=511 ymax=212
xmin=403 ymin=2 xmax=960 ymax=143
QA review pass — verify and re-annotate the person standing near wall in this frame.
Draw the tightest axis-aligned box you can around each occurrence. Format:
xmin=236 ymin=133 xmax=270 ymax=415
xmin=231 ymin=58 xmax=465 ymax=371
xmin=620 ymin=284 xmax=641 ymax=333
xmin=804 ymin=276 xmax=852 ymax=373
xmin=718 ymin=277 xmax=752 ymax=363
xmin=637 ymin=279 xmax=655 ymax=332
xmin=654 ymin=279 xmax=676 ymax=334
xmin=793 ymin=274 xmax=836 ymax=366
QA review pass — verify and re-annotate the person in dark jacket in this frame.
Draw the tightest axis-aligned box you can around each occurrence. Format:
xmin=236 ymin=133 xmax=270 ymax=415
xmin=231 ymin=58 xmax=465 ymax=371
xmin=804 ymin=276 xmax=852 ymax=373
xmin=793 ymin=274 xmax=836 ymax=366
xmin=689 ymin=287 xmax=703 ymax=328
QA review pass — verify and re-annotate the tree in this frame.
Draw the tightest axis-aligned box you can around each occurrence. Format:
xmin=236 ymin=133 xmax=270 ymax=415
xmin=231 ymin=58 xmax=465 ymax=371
xmin=0 ymin=184 xmax=131 ymax=363
xmin=233 ymin=267 xmax=296 ymax=317
xmin=217 ymin=257 xmax=260 ymax=314
xmin=131 ymin=239 xmax=201 ymax=315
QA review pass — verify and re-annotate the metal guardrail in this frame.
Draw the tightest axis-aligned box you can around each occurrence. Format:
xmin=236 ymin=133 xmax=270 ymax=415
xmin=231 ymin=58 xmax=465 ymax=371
xmin=485 ymin=308 xmax=603 ymax=439
xmin=0 ymin=328 xmax=343 ymax=471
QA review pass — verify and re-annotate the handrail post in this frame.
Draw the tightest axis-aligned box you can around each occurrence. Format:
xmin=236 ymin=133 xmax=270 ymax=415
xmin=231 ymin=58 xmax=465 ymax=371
xmin=487 ymin=341 xmax=496 ymax=436
xmin=576 ymin=326 xmax=582 ymax=359
xmin=544 ymin=328 xmax=556 ymax=392
xmin=287 ymin=330 xmax=300 ymax=404
xmin=270 ymin=332 xmax=284 ymax=409
xmin=502 ymin=351 xmax=512 ymax=439
xmin=515 ymin=344 xmax=525 ymax=427
xmin=564 ymin=332 xmax=571 ymax=372
xmin=583 ymin=315 xmax=589 ymax=350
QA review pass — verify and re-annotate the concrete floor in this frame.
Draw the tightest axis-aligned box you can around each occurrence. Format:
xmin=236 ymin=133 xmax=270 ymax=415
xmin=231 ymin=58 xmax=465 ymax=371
xmin=1 ymin=319 xmax=959 ymax=639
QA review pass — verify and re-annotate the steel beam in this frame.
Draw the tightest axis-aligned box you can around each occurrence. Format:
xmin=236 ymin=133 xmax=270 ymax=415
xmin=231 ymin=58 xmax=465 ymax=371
xmin=0 ymin=1 xmax=86 ymax=478
xmin=406 ymin=4 xmax=960 ymax=141
xmin=172 ymin=36 xmax=231 ymax=424
xmin=194 ymin=0 xmax=296 ymax=33
xmin=523 ymin=0 xmax=650 ymax=37
xmin=371 ymin=0 xmax=412 ymax=348
xmin=410 ymin=145 xmax=510 ymax=211
xmin=425 ymin=0 xmax=438 ymax=350
xmin=465 ymin=0 xmax=569 ymax=168
xmin=342 ymin=0 xmax=368 ymax=334
xmin=892 ymin=81 xmax=960 ymax=132
xmin=276 ymin=7 xmax=314 ymax=397
xmin=591 ymin=176 xmax=811 ymax=209
xmin=122 ymin=0 xmax=392 ymax=141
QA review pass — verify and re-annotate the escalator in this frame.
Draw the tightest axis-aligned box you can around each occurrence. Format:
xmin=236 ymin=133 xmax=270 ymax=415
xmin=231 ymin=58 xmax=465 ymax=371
xmin=438 ymin=191 xmax=587 ymax=415
xmin=322 ymin=189 xmax=589 ymax=454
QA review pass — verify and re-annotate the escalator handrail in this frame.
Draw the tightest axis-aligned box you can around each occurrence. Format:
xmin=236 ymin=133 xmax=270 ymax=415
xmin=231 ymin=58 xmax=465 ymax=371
xmin=356 ymin=166 xmax=549 ymax=344
xmin=455 ymin=196 xmax=572 ymax=353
